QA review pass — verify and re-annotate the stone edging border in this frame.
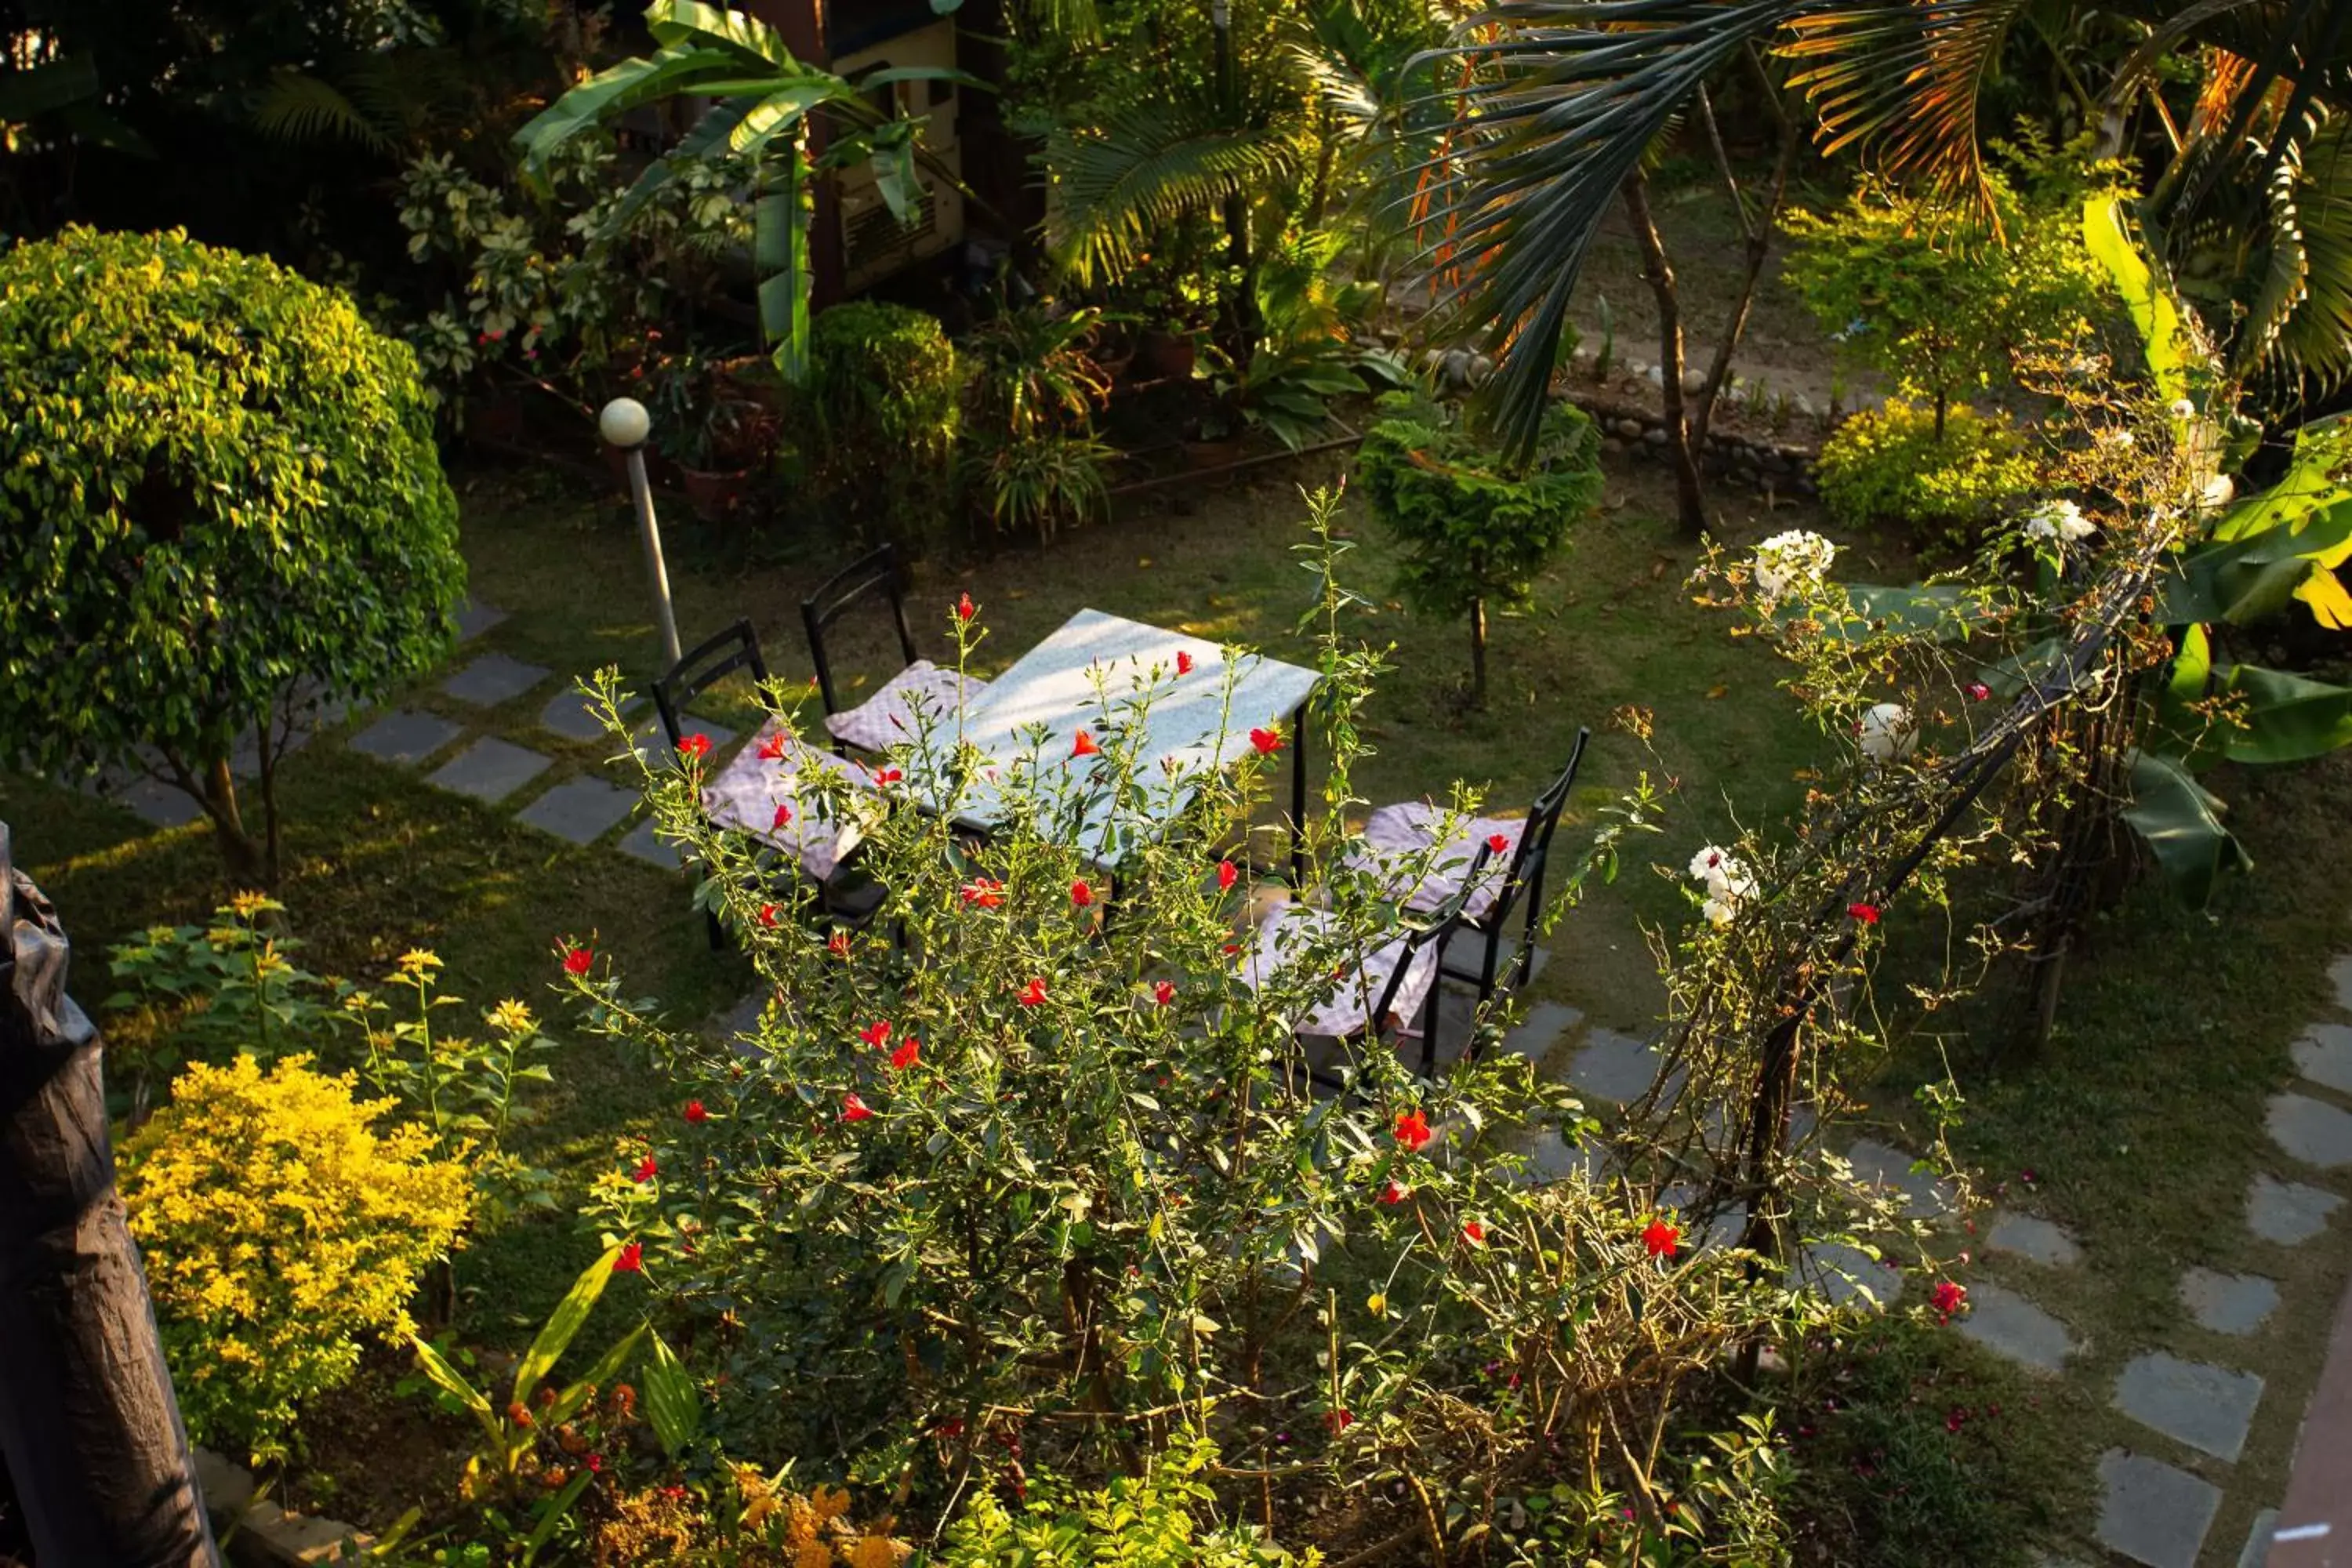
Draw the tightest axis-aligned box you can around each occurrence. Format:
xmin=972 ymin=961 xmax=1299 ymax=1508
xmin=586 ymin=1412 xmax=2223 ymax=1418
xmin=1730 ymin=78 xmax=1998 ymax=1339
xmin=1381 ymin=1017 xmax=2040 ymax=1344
xmin=194 ymin=1446 xmax=374 ymax=1566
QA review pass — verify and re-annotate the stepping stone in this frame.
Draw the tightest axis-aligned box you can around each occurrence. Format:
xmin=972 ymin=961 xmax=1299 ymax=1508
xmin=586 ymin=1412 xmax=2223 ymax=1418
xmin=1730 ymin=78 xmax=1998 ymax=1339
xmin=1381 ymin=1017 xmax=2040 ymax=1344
xmin=1569 ymin=1027 xmax=1670 ymax=1103
xmin=713 ymin=987 xmax=774 ymax=1052
xmin=2267 ymin=1092 xmax=2352 ymax=1168
xmin=617 ymin=818 xmax=684 ymax=870
xmin=2332 ymin=953 xmax=2352 ymax=1013
xmin=515 ymin=777 xmax=638 ymax=845
xmin=117 ymin=777 xmax=206 ymax=829
xmin=2097 ymin=1450 xmax=2220 ymax=1568
xmin=441 ymin=653 xmax=552 ymax=709
xmin=2292 ymin=1022 xmax=2352 ymax=1096
xmin=349 ymin=710 xmax=465 ymax=766
xmin=1498 ymin=1001 xmax=1581 ymax=1065
xmin=1955 ymin=1281 xmax=2076 ymax=1372
xmin=425 ymin=738 xmax=551 ymax=805
xmin=2112 ymin=1352 xmax=2263 ymax=1461
xmin=1440 ymin=930 xmax=1549 ymax=988
xmin=2180 ymin=1268 xmax=2280 ymax=1337
xmin=455 ymin=597 xmax=506 ymax=641
xmin=2248 ymin=1174 xmax=2343 ymax=1245
xmin=1987 ymin=1211 xmax=2082 ymax=1268
xmin=1842 ymin=1138 xmax=1957 ymax=1219
xmin=1788 ymin=1240 xmax=1903 ymax=1311
xmin=2238 ymin=1509 xmax=2276 ymax=1568
xmin=539 ymin=688 xmax=644 ymax=743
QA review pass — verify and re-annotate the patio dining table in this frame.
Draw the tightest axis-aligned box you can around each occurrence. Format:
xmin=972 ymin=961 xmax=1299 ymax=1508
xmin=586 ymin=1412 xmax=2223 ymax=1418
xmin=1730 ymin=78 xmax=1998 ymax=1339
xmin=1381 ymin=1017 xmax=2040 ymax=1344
xmin=903 ymin=608 xmax=1322 ymax=869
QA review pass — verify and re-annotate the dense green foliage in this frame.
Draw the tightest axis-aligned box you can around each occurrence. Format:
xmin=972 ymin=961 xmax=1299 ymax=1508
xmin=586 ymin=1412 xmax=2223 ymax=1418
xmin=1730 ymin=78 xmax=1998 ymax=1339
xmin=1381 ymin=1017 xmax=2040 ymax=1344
xmin=1357 ymin=392 xmax=1602 ymax=702
xmin=960 ymin=301 xmax=1113 ymax=543
xmin=1815 ymin=400 xmax=2037 ymax=551
xmin=0 ymin=227 xmax=462 ymax=874
xmin=807 ymin=300 xmax=962 ymax=550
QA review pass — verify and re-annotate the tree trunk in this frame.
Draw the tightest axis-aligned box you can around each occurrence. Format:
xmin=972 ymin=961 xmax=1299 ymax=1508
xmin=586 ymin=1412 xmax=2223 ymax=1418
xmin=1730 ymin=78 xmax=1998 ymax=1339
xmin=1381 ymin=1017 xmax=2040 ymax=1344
xmin=1469 ymin=597 xmax=1489 ymax=709
xmin=1690 ymin=98 xmax=1799 ymax=452
xmin=0 ymin=825 xmax=221 ymax=1567
xmin=1621 ymin=173 xmax=1709 ymax=537
xmin=1934 ymin=388 xmax=1948 ymax=443
xmin=200 ymin=758 xmax=266 ymax=887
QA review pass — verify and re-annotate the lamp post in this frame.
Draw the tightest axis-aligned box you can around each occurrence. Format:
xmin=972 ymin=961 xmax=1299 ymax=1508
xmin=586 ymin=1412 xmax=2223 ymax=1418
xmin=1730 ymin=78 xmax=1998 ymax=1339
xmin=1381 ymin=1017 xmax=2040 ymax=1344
xmin=599 ymin=397 xmax=682 ymax=670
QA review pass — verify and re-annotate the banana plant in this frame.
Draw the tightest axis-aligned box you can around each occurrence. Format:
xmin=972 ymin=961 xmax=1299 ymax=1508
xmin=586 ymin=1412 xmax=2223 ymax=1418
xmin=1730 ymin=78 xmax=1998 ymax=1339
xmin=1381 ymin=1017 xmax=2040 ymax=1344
xmin=514 ymin=1 xmax=980 ymax=381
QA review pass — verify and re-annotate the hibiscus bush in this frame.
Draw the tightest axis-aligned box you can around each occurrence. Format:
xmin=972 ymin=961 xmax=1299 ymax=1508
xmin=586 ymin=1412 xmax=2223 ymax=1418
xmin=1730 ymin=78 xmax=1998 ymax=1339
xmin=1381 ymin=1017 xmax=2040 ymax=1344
xmin=548 ymin=492 xmax=1845 ymax=1559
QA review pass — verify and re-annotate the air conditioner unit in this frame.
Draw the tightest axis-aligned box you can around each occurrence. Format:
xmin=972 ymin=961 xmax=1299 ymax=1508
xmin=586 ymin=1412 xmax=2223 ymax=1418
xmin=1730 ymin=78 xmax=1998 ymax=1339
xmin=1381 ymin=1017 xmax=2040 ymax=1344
xmin=830 ymin=16 xmax=964 ymax=290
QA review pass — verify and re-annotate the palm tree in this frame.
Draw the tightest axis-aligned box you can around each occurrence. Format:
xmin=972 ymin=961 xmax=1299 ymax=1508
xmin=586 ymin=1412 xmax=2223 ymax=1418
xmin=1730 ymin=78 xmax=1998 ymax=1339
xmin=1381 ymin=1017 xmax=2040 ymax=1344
xmin=1430 ymin=0 xmax=2352 ymax=456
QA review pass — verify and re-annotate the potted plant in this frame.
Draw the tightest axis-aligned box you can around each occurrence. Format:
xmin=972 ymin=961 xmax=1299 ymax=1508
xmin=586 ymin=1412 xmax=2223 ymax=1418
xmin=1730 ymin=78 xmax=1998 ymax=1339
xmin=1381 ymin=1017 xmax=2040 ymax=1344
xmin=674 ymin=397 xmax=776 ymax=521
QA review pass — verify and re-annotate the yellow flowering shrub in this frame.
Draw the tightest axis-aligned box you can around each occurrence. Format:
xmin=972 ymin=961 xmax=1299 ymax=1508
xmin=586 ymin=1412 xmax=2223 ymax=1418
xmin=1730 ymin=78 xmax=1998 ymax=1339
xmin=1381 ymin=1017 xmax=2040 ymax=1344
xmin=121 ymin=1053 xmax=471 ymax=1463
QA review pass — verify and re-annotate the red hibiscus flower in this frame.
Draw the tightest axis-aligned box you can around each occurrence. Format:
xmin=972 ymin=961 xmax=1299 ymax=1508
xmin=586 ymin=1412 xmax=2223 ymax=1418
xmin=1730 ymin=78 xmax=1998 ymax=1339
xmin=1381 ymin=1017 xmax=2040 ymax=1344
xmin=1071 ymin=879 xmax=1094 ymax=907
xmin=874 ymin=767 xmax=903 ymax=786
xmin=632 ymin=1155 xmax=657 ymax=1183
xmin=1218 ymin=859 xmax=1238 ymax=891
xmin=684 ymin=1100 xmax=708 ymax=1124
xmin=614 ymin=1242 xmax=643 ymax=1273
xmin=1018 ymin=978 xmax=1048 ymax=1007
xmin=1642 ymin=1220 xmax=1680 ymax=1259
xmin=961 ymin=878 xmax=1005 ymax=909
xmin=1249 ymin=726 xmax=1283 ymax=755
xmin=1326 ymin=1409 xmax=1354 ymax=1432
xmin=759 ymin=731 xmax=786 ymax=760
xmin=563 ymin=946 xmax=593 ymax=977
xmin=759 ymin=904 xmax=779 ymax=927
xmin=841 ymin=1093 xmax=873 ymax=1123
xmin=1965 ymin=682 xmax=1992 ymax=702
xmin=1486 ymin=833 xmax=1512 ymax=854
xmin=1461 ymin=1220 xmax=1486 ymax=1245
xmin=1071 ymin=730 xmax=1099 ymax=758
xmin=772 ymin=802 xmax=793 ymax=830
xmin=889 ymin=1037 xmax=920 ymax=1071
xmin=828 ymin=931 xmax=851 ymax=957
xmin=1393 ymin=1109 xmax=1432 ymax=1152
xmin=1176 ymin=650 xmax=1194 ymax=676
xmin=956 ymin=591 xmax=975 ymax=622
xmin=1378 ymin=1179 xmax=1408 ymax=1205
xmin=858 ymin=1020 xmax=891 ymax=1050
xmin=677 ymin=733 xmax=711 ymax=760
xmin=1848 ymin=902 xmax=1881 ymax=924
xmin=1929 ymin=1279 xmax=1967 ymax=1317
xmin=1153 ymin=980 xmax=1175 ymax=1006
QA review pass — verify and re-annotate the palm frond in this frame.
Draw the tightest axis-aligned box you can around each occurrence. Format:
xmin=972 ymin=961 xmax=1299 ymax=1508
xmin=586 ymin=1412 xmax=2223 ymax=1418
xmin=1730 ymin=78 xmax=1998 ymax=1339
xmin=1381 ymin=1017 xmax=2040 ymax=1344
xmin=2257 ymin=112 xmax=2352 ymax=395
xmin=1777 ymin=0 xmax=2028 ymax=222
xmin=252 ymin=67 xmax=397 ymax=154
xmin=1424 ymin=0 xmax=1813 ymax=457
xmin=1046 ymin=100 xmax=1297 ymax=285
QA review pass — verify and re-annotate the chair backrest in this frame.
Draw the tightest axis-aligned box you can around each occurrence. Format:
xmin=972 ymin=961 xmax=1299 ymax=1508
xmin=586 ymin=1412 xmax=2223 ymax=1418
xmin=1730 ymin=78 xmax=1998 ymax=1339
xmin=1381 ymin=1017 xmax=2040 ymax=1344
xmin=650 ymin=618 xmax=769 ymax=752
xmin=800 ymin=543 xmax=920 ymax=719
xmin=1496 ymin=727 xmax=1591 ymax=905
xmin=1368 ymin=841 xmax=1495 ymax=1028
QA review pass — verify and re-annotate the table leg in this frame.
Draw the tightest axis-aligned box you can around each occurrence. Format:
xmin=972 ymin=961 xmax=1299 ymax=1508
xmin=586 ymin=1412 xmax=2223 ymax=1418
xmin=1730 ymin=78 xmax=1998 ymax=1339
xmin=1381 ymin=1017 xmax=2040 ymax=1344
xmin=1290 ymin=699 xmax=1308 ymax=885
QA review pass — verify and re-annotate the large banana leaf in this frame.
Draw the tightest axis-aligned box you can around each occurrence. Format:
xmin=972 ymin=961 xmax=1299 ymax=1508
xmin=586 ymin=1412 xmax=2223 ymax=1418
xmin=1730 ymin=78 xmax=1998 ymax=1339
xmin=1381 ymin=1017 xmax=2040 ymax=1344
xmin=2085 ymin=194 xmax=2198 ymax=401
xmin=2123 ymin=749 xmax=2250 ymax=909
xmin=756 ymin=139 xmax=813 ymax=383
xmin=2210 ymin=412 xmax=2352 ymax=542
xmin=2214 ymin=662 xmax=2352 ymax=764
xmin=513 ymin=42 xmax=749 ymax=175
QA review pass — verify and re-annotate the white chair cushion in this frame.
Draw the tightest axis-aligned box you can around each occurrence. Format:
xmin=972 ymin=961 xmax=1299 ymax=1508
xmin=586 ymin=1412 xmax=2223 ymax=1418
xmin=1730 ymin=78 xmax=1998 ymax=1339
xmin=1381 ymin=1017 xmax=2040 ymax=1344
xmin=1346 ymin=802 xmax=1523 ymax=922
xmin=1237 ymin=905 xmax=1439 ymax=1040
xmin=824 ymin=660 xmax=988 ymax=753
xmin=702 ymin=720 xmax=874 ymax=883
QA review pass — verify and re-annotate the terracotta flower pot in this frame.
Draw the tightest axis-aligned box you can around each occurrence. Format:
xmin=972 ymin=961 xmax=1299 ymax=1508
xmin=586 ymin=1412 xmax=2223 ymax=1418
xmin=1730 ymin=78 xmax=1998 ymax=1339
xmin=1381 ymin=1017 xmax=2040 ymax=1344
xmin=679 ymin=464 xmax=755 ymax=521
xmin=1140 ymin=330 xmax=1197 ymax=381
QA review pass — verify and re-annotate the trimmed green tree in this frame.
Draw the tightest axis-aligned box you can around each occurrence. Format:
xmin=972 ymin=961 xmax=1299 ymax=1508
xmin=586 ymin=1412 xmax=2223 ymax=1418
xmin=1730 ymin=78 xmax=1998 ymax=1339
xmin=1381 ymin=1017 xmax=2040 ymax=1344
xmin=0 ymin=227 xmax=463 ymax=882
xmin=1356 ymin=392 xmax=1602 ymax=706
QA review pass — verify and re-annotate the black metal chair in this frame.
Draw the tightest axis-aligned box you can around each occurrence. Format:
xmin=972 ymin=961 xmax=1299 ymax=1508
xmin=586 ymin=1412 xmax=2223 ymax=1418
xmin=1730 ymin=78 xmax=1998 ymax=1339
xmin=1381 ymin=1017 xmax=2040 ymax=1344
xmin=801 ymin=543 xmax=986 ymax=757
xmin=1446 ymin=728 xmax=1591 ymax=1004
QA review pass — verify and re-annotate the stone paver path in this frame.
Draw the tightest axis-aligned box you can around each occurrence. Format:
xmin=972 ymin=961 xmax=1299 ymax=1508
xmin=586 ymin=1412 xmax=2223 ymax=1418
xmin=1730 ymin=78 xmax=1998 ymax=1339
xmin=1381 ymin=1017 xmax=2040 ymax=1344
xmin=2098 ymin=1450 xmax=2221 ymax=1568
xmin=2291 ymin=1024 xmax=2352 ymax=1096
xmin=1842 ymin=1137 xmax=1958 ymax=1219
xmin=618 ymin=817 xmax=685 ymax=869
xmin=1957 ymin=1281 xmax=2077 ymax=1372
xmin=2248 ymin=1174 xmax=2343 ymax=1245
xmin=442 ymin=653 xmax=552 ymax=709
xmin=540 ymin=688 xmax=643 ymax=743
xmin=426 ymin=738 xmax=553 ymax=804
xmin=516 ymin=776 xmax=638 ymax=844
xmin=2267 ymin=1091 xmax=2352 ymax=1168
xmin=2113 ymin=1352 xmax=2264 ymax=1462
xmin=350 ymin=711 xmax=465 ymax=766
xmin=2180 ymin=1269 xmax=2281 ymax=1337
xmin=1987 ymin=1210 xmax=2082 ymax=1268
xmin=1567 ymin=1026 xmax=1672 ymax=1103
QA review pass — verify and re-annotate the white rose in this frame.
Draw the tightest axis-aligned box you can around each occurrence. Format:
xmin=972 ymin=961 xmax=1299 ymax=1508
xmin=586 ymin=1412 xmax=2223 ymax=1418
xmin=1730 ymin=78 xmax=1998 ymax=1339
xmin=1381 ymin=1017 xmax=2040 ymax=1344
xmin=1689 ymin=845 xmax=1732 ymax=881
xmin=2023 ymin=499 xmax=2095 ymax=544
xmin=1858 ymin=702 xmax=1918 ymax=763
xmin=1702 ymin=896 xmax=1736 ymax=927
xmin=2169 ymin=398 xmax=2196 ymax=420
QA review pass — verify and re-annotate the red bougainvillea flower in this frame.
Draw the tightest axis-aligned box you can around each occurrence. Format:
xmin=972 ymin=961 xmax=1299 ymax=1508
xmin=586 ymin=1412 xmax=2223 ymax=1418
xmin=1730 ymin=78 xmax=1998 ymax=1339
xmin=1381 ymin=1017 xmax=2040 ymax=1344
xmin=874 ymin=767 xmax=903 ymax=786
xmin=759 ymin=904 xmax=780 ymax=927
xmin=563 ymin=946 xmax=593 ymax=977
xmin=1326 ymin=1409 xmax=1354 ymax=1432
xmin=1461 ymin=1219 xmax=1486 ymax=1245
xmin=1071 ymin=730 xmax=1099 ymax=758
xmin=1393 ymin=1109 xmax=1432 ymax=1152
xmin=677 ymin=733 xmax=711 ymax=760
xmin=1965 ymin=681 xmax=1992 ymax=702
xmin=586 ymin=1453 xmax=604 ymax=1474
xmin=1378 ymin=1179 xmax=1409 ymax=1205
xmin=632 ymin=1155 xmax=658 ymax=1183
xmin=1018 ymin=978 xmax=1048 ymax=1007
xmin=828 ymin=931 xmax=851 ymax=957
xmin=841 ymin=1093 xmax=873 ymax=1123
xmin=888 ymin=1036 xmax=920 ymax=1071
xmin=614 ymin=1242 xmax=643 ymax=1273
xmin=772 ymin=802 xmax=793 ymax=830
xmin=1642 ymin=1220 xmax=1680 ymax=1259
xmin=1249 ymin=726 xmax=1283 ymax=755
xmin=961 ymin=878 xmax=1005 ymax=909
xmin=858 ymin=1020 xmax=892 ymax=1050
xmin=1176 ymin=650 xmax=1194 ymax=677
xmin=684 ymin=1100 xmax=708 ymax=1124
xmin=1153 ymin=980 xmax=1176 ymax=1007
xmin=1486 ymin=833 xmax=1512 ymax=855
xmin=956 ymin=591 xmax=975 ymax=622
xmin=1071 ymin=879 xmax=1094 ymax=907
xmin=1221 ymin=941 xmax=1240 ymax=955
xmin=1930 ymin=1279 xmax=1967 ymax=1317
xmin=759 ymin=731 xmax=787 ymax=760
xmin=1848 ymin=902 xmax=1881 ymax=924
xmin=1218 ymin=859 xmax=1238 ymax=891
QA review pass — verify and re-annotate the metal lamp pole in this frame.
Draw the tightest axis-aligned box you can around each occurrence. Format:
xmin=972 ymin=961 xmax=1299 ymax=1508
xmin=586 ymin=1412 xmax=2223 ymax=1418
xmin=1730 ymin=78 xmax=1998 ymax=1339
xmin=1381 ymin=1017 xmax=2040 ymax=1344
xmin=598 ymin=397 xmax=682 ymax=670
